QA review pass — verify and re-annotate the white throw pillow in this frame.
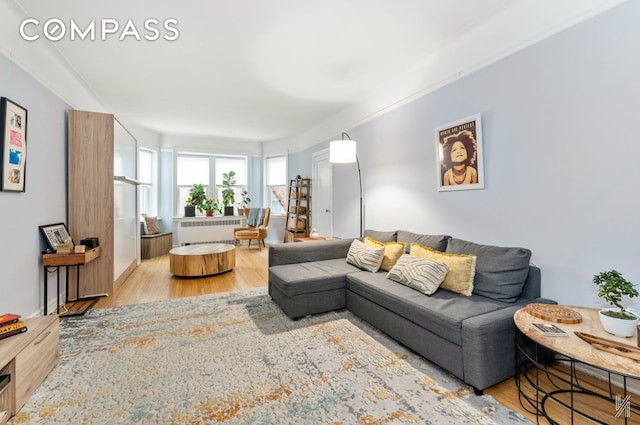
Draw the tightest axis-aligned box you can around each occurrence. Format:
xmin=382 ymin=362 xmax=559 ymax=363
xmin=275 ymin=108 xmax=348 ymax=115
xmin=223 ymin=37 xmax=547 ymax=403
xmin=346 ymin=239 xmax=385 ymax=273
xmin=387 ymin=254 xmax=449 ymax=295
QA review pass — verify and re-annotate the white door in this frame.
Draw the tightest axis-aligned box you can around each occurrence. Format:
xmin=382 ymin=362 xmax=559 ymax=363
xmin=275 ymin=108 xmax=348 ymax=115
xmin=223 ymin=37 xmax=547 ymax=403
xmin=312 ymin=149 xmax=333 ymax=237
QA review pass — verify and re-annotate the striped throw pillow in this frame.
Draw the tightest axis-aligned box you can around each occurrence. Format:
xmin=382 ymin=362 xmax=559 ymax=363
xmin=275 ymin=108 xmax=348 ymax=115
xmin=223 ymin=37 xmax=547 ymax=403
xmin=364 ymin=237 xmax=406 ymax=271
xmin=410 ymin=243 xmax=476 ymax=296
xmin=346 ymin=239 xmax=385 ymax=272
xmin=387 ymin=254 xmax=449 ymax=295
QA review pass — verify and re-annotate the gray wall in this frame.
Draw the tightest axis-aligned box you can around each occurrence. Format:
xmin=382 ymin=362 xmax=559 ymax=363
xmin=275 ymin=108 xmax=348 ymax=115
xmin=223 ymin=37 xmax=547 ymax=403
xmin=1 ymin=1 xmax=637 ymax=317
xmin=330 ymin=1 xmax=640 ymax=308
xmin=0 ymin=55 xmax=69 ymax=316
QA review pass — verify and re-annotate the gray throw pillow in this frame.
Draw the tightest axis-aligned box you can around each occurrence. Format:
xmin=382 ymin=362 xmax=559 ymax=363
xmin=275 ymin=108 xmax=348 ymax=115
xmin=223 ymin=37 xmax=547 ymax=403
xmin=446 ymin=238 xmax=531 ymax=302
xmin=346 ymin=239 xmax=385 ymax=273
xmin=363 ymin=229 xmax=397 ymax=243
xmin=397 ymin=231 xmax=451 ymax=253
xmin=387 ymin=254 xmax=449 ymax=295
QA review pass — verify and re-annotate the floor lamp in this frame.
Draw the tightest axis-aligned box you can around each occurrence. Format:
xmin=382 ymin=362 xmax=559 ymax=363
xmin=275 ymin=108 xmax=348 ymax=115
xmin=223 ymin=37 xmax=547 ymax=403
xmin=329 ymin=132 xmax=363 ymax=237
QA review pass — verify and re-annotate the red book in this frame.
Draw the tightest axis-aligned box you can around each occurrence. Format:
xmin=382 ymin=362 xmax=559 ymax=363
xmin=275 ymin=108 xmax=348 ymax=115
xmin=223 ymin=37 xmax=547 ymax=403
xmin=0 ymin=327 xmax=27 ymax=340
xmin=0 ymin=313 xmax=20 ymax=327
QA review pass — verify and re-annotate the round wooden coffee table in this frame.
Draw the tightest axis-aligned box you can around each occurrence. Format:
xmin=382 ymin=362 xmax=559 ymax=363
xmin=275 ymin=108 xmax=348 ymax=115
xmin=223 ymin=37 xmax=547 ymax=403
xmin=169 ymin=243 xmax=235 ymax=277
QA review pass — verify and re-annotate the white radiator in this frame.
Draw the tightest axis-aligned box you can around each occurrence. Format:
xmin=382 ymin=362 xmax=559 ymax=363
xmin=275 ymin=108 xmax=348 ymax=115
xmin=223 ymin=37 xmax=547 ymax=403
xmin=175 ymin=217 xmax=246 ymax=245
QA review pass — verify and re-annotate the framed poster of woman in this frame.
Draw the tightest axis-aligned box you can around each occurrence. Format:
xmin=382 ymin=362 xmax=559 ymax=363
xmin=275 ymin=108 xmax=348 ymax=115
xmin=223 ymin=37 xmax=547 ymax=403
xmin=435 ymin=113 xmax=484 ymax=192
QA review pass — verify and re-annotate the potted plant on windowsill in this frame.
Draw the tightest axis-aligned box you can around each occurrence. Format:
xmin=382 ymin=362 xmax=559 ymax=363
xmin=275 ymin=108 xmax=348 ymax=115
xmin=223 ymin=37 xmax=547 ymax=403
xmin=184 ymin=197 xmax=196 ymax=217
xmin=237 ymin=190 xmax=251 ymax=216
xmin=203 ymin=198 xmax=221 ymax=217
xmin=185 ymin=183 xmax=207 ymax=217
xmin=594 ymin=269 xmax=639 ymax=337
xmin=221 ymin=171 xmax=236 ymax=216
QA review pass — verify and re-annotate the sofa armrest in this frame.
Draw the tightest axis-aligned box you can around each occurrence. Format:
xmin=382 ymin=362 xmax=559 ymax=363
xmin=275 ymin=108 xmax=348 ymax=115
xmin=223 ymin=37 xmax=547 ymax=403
xmin=461 ymin=304 xmax=524 ymax=390
xmin=268 ymin=238 xmax=354 ymax=266
xmin=520 ymin=265 xmax=541 ymax=300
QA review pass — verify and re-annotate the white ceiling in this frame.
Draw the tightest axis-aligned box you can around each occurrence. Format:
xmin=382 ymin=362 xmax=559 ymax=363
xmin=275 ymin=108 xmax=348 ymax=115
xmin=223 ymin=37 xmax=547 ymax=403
xmin=0 ymin=0 xmax=627 ymax=144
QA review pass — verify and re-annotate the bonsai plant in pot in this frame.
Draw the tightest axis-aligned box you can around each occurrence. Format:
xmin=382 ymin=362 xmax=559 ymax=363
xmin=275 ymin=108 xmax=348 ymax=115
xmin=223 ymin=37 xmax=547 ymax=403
xmin=594 ymin=269 xmax=639 ymax=337
xmin=221 ymin=171 xmax=236 ymax=216
xmin=203 ymin=198 xmax=221 ymax=217
xmin=237 ymin=190 xmax=251 ymax=216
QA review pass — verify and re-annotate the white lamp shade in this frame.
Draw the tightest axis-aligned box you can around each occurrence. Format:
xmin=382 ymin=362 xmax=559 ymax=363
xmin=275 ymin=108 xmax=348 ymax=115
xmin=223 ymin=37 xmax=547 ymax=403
xmin=329 ymin=140 xmax=357 ymax=163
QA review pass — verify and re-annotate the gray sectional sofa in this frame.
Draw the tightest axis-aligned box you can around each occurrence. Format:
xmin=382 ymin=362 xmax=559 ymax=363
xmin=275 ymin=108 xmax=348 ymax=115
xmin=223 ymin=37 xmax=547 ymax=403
xmin=268 ymin=230 xmax=552 ymax=392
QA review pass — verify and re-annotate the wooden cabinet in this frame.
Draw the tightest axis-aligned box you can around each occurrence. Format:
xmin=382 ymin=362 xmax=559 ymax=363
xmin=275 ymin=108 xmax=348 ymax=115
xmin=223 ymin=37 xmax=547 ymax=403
xmin=284 ymin=178 xmax=311 ymax=242
xmin=0 ymin=315 xmax=59 ymax=423
xmin=68 ymin=110 xmax=115 ymax=298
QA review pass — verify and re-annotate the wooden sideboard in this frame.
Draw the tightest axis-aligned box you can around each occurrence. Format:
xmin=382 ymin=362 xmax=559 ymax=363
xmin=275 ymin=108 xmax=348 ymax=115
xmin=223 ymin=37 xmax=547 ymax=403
xmin=0 ymin=315 xmax=59 ymax=423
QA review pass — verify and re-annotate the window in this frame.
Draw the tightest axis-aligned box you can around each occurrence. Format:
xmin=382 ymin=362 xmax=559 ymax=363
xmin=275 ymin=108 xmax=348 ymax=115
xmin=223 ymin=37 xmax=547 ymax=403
xmin=176 ymin=155 xmax=209 ymax=213
xmin=214 ymin=157 xmax=246 ymax=205
xmin=265 ymin=155 xmax=287 ymax=214
xmin=175 ymin=154 xmax=248 ymax=215
xmin=138 ymin=148 xmax=158 ymax=216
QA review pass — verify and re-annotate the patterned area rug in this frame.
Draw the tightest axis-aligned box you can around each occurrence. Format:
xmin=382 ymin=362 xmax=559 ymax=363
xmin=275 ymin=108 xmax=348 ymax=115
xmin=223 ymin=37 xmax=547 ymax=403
xmin=11 ymin=288 xmax=530 ymax=424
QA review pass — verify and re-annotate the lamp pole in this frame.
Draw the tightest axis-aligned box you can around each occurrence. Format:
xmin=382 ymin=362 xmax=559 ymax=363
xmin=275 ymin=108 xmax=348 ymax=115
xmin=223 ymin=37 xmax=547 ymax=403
xmin=355 ymin=154 xmax=363 ymax=238
xmin=330 ymin=132 xmax=364 ymax=238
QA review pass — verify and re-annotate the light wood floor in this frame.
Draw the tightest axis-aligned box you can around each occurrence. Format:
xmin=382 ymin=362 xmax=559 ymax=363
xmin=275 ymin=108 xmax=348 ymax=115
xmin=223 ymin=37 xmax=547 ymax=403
xmin=94 ymin=244 xmax=268 ymax=309
xmin=80 ymin=244 xmax=623 ymax=424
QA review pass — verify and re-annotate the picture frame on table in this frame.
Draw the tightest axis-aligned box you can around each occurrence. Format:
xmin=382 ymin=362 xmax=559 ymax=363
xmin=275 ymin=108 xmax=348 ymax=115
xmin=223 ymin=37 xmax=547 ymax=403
xmin=0 ymin=97 xmax=28 ymax=192
xmin=435 ymin=113 xmax=484 ymax=192
xmin=39 ymin=222 xmax=73 ymax=251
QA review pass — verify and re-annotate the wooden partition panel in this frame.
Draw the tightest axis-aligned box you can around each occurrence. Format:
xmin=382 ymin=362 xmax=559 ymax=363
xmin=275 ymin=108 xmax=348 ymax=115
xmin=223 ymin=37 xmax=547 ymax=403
xmin=68 ymin=110 xmax=114 ymax=297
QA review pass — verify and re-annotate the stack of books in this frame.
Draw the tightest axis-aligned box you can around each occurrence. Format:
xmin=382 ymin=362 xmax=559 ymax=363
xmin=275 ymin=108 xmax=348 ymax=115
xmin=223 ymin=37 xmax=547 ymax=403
xmin=0 ymin=313 xmax=27 ymax=341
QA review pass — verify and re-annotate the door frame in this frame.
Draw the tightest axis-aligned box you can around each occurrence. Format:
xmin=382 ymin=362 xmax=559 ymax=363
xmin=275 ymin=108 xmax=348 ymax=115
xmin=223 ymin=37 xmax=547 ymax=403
xmin=312 ymin=148 xmax=333 ymax=238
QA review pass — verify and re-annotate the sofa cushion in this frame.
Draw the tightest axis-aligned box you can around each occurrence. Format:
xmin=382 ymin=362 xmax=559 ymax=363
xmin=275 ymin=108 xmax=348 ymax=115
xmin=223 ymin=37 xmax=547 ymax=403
xmin=364 ymin=237 xmax=405 ymax=271
xmin=363 ymin=229 xmax=397 ymax=243
xmin=346 ymin=272 xmax=509 ymax=346
xmin=386 ymin=254 xmax=449 ymax=295
xmin=397 ymin=231 xmax=450 ymax=253
xmin=269 ymin=258 xmax=360 ymax=297
xmin=446 ymin=238 xmax=532 ymax=303
xmin=346 ymin=239 xmax=385 ymax=272
xmin=410 ymin=244 xmax=476 ymax=296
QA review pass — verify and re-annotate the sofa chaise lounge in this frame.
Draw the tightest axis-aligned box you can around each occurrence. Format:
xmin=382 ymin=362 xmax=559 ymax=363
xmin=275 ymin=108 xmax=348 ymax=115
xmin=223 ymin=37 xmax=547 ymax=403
xmin=268 ymin=230 xmax=553 ymax=392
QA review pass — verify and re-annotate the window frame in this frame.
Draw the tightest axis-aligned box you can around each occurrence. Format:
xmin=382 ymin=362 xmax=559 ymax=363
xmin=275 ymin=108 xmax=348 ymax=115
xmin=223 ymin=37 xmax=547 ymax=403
xmin=175 ymin=152 xmax=248 ymax=216
xmin=264 ymin=154 xmax=288 ymax=216
xmin=138 ymin=147 xmax=158 ymax=217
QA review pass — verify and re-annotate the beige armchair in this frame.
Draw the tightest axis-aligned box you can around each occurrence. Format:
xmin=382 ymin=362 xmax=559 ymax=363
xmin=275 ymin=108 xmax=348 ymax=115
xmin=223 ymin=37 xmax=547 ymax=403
xmin=234 ymin=208 xmax=270 ymax=250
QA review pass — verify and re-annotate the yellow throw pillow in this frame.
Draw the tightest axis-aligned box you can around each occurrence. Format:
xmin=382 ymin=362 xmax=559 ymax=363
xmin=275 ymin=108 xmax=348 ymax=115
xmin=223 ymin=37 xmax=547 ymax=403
xmin=410 ymin=243 xmax=476 ymax=296
xmin=364 ymin=237 xmax=406 ymax=271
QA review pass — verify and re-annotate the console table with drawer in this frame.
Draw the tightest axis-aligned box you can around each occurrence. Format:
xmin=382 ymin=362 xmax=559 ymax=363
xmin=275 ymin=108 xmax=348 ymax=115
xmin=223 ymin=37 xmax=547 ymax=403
xmin=0 ymin=315 xmax=59 ymax=424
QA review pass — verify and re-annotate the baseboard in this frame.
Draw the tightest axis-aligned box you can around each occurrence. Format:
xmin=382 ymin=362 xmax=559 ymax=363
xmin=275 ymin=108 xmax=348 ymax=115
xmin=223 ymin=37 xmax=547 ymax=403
xmin=114 ymin=260 xmax=136 ymax=292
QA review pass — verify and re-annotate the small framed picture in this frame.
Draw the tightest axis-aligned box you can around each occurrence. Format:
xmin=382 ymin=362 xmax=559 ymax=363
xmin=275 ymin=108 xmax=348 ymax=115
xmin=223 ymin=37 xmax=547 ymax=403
xmin=0 ymin=98 xmax=28 ymax=192
xmin=435 ymin=113 xmax=484 ymax=191
xmin=39 ymin=223 xmax=73 ymax=251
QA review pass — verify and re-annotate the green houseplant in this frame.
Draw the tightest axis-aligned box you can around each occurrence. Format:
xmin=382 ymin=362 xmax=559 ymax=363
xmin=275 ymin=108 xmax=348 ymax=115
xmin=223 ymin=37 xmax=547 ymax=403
xmin=221 ymin=171 xmax=236 ymax=216
xmin=238 ymin=190 xmax=251 ymax=216
xmin=188 ymin=183 xmax=208 ymax=215
xmin=203 ymin=198 xmax=221 ymax=216
xmin=593 ymin=269 xmax=639 ymax=337
xmin=184 ymin=183 xmax=207 ymax=216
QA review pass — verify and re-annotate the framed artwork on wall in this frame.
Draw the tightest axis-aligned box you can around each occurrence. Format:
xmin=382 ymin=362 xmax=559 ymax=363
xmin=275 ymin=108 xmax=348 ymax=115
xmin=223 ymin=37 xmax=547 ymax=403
xmin=435 ymin=113 xmax=484 ymax=192
xmin=0 ymin=97 xmax=28 ymax=192
xmin=39 ymin=222 xmax=72 ymax=251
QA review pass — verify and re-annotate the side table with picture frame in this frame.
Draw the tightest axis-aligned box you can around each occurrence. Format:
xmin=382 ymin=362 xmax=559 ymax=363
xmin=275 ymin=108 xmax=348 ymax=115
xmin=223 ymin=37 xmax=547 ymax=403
xmin=39 ymin=223 xmax=104 ymax=317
